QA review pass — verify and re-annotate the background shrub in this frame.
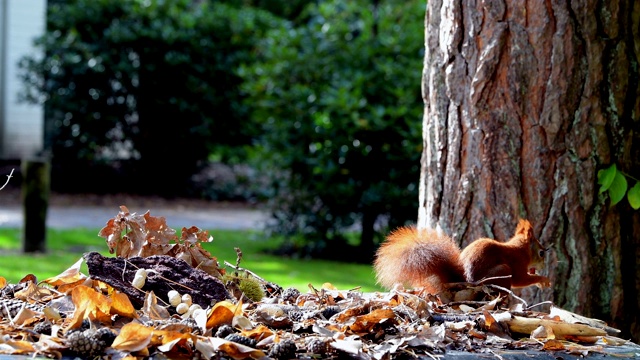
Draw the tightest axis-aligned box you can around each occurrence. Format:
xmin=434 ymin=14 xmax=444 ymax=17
xmin=20 ymin=0 xmax=284 ymax=195
xmin=241 ymin=0 xmax=424 ymax=260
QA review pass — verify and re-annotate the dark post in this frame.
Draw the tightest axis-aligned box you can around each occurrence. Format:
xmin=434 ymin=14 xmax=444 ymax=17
xmin=22 ymin=158 xmax=50 ymax=253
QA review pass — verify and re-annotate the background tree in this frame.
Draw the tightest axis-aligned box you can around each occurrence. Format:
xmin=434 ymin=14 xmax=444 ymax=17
xmin=419 ymin=0 xmax=640 ymax=340
xmin=242 ymin=0 xmax=424 ymax=260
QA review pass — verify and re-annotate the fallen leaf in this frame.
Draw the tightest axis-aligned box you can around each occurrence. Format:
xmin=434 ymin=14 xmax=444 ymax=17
xmin=14 ymin=282 xmax=55 ymax=302
xmin=241 ymin=324 xmax=274 ymax=341
xmin=542 ymin=339 xmax=566 ymax=351
xmin=199 ymin=337 xmax=266 ymax=360
xmin=330 ymin=338 xmax=363 ymax=355
xmin=206 ymin=300 xmax=242 ymax=329
xmin=43 ymin=257 xmax=86 ymax=287
xmin=143 ymin=291 xmax=170 ymax=320
xmin=110 ymin=291 xmax=137 ymax=318
xmin=11 ymin=307 xmax=41 ymax=326
xmin=348 ymin=308 xmax=396 ymax=334
xmin=0 ymin=338 xmax=36 ymax=355
xmin=69 ymin=285 xmax=112 ymax=325
xmin=19 ymin=274 xmax=37 ymax=284
xmin=111 ymin=322 xmax=153 ymax=353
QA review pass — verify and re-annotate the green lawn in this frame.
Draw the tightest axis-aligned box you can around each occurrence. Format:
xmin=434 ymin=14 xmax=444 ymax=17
xmin=0 ymin=228 xmax=383 ymax=292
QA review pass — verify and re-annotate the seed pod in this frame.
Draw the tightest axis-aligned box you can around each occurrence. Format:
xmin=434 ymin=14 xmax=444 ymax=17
xmin=131 ymin=269 xmax=147 ymax=289
xmin=176 ymin=303 xmax=189 ymax=315
xmin=168 ymin=290 xmax=182 ymax=307
xmin=134 ymin=268 xmax=147 ymax=280
xmin=192 ymin=308 xmax=206 ymax=319
xmin=181 ymin=294 xmax=192 ymax=307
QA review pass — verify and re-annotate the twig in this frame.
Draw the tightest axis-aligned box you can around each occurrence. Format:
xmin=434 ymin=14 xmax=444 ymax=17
xmin=473 ymin=275 xmax=512 ymax=285
xmin=235 ymin=247 xmax=243 ymax=268
xmin=526 ymin=301 xmax=554 ymax=311
xmin=223 ymin=260 xmax=269 ymax=284
xmin=446 ymin=300 xmax=490 ymax=307
xmin=486 ymin=284 xmax=528 ymax=308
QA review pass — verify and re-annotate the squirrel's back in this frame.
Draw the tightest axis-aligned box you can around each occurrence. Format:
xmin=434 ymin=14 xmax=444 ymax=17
xmin=373 ymin=226 xmax=465 ymax=293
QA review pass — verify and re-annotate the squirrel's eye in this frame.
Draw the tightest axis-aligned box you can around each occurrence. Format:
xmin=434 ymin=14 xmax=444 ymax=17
xmin=538 ymin=250 xmax=545 ymax=257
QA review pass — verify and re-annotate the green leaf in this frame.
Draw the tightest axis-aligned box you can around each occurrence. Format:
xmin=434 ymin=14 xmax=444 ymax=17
xmin=608 ymin=171 xmax=628 ymax=206
xmin=597 ymin=164 xmax=617 ymax=193
xmin=628 ymin=182 xmax=640 ymax=210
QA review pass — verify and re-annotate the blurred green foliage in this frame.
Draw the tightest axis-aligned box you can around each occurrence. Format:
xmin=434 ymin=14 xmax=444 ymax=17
xmin=241 ymin=0 xmax=424 ymax=260
xmin=20 ymin=0 xmax=284 ymax=194
xmin=20 ymin=0 xmax=425 ymax=261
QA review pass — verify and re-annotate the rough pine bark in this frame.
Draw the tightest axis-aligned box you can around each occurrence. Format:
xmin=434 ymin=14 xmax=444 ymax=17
xmin=418 ymin=0 xmax=640 ymax=340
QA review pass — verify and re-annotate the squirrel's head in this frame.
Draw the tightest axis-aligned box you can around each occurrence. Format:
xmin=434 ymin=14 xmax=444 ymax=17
xmin=515 ymin=219 xmax=548 ymax=273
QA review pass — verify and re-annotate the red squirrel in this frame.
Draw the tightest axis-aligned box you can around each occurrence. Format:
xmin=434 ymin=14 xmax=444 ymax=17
xmin=373 ymin=219 xmax=551 ymax=293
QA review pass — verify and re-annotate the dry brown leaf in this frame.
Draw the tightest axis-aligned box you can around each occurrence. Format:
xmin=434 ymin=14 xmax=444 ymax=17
xmin=14 ymin=282 xmax=55 ymax=303
xmin=152 ymin=329 xmax=195 ymax=348
xmin=143 ymin=291 xmax=170 ymax=320
xmin=0 ymin=338 xmax=36 ymax=355
xmin=321 ymin=282 xmax=337 ymax=290
xmin=483 ymin=309 xmax=496 ymax=328
xmin=241 ymin=324 xmax=274 ymax=341
xmin=33 ymin=334 xmax=66 ymax=357
xmin=10 ymin=307 xmax=41 ymax=326
xmin=506 ymin=315 xmax=607 ymax=337
xmin=111 ymin=322 xmax=153 ymax=353
xmin=348 ymin=308 xmax=396 ymax=334
xmin=542 ymin=339 xmax=566 ymax=351
xmin=19 ymin=274 xmax=37 ymax=284
xmin=98 ymin=208 xmax=224 ymax=278
xmin=42 ymin=257 xmax=86 ymax=287
xmin=56 ymin=279 xmax=89 ymax=294
xmin=110 ymin=291 xmax=137 ymax=319
xmin=98 ymin=206 xmax=140 ymax=257
xmin=175 ymin=226 xmax=222 ymax=277
xmin=206 ymin=300 xmax=242 ymax=329
xmin=69 ymin=285 xmax=113 ymax=325
xmin=206 ymin=337 xmax=267 ymax=360
xmin=156 ymin=335 xmax=193 ymax=354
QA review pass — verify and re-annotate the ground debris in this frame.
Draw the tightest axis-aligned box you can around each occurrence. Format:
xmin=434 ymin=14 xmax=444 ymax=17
xmin=0 ymin=206 xmax=637 ymax=359
xmin=84 ymin=251 xmax=231 ymax=309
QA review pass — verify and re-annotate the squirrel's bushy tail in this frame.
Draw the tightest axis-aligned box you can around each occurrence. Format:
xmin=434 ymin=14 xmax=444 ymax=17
xmin=374 ymin=226 xmax=465 ymax=293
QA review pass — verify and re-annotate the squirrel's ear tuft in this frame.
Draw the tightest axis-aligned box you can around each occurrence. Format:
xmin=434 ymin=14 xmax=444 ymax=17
xmin=516 ymin=219 xmax=533 ymax=237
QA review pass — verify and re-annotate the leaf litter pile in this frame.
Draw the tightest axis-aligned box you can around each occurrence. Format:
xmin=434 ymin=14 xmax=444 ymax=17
xmin=0 ymin=206 xmax=637 ymax=359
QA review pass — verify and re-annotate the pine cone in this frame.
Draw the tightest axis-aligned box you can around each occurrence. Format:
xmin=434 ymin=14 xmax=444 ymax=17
xmin=66 ymin=327 xmax=115 ymax=357
xmin=93 ymin=327 xmax=116 ymax=347
xmin=281 ymin=287 xmax=301 ymax=303
xmin=0 ymin=298 xmax=45 ymax=318
xmin=305 ymin=337 xmax=329 ymax=355
xmin=215 ymin=324 xmax=235 ymax=338
xmin=288 ymin=309 xmax=304 ymax=322
xmin=269 ymin=339 xmax=297 ymax=359
xmin=33 ymin=321 xmax=52 ymax=335
xmin=224 ymin=333 xmax=257 ymax=348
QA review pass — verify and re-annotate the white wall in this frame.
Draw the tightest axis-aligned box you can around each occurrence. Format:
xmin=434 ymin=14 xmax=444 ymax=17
xmin=0 ymin=0 xmax=46 ymax=159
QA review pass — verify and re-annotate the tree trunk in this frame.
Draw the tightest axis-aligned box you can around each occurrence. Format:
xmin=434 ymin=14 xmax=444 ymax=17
xmin=22 ymin=158 xmax=50 ymax=253
xmin=418 ymin=0 xmax=640 ymax=341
